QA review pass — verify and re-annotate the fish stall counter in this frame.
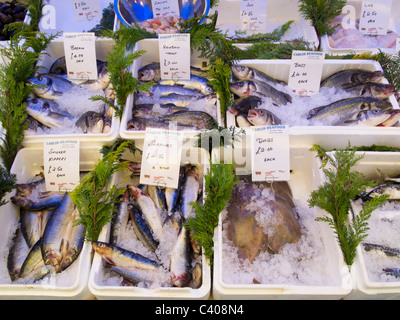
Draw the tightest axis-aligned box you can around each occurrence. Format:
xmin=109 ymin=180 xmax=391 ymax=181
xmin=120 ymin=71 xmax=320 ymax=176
xmin=321 ymin=0 xmax=400 ymax=55
xmin=341 ymin=151 xmax=400 ymax=300
xmin=212 ymin=145 xmax=353 ymax=299
xmin=208 ymin=0 xmax=319 ymax=49
xmin=22 ymin=39 xmax=120 ymax=148
xmin=119 ymin=39 xmax=222 ymax=149
xmin=89 ymin=147 xmax=211 ymax=299
xmin=0 ymin=147 xmax=102 ymax=300
xmin=226 ymin=59 xmax=400 ymax=150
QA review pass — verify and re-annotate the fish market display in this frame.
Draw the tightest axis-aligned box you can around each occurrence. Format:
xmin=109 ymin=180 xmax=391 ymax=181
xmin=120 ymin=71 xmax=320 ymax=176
xmin=0 ymin=1 xmax=27 ymax=41
xmin=138 ymin=16 xmax=184 ymax=34
xmin=6 ymin=174 xmax=86 ymax=284
xmin=228 ymin=65 xmax=399 ymax=128
xmin=25 ymin=57 xmax=115 ymax=136
xmin=327 ymin=15 xmax=399 ymax=50
xmin=94 ymin=164 xmax=203 ymax=289
xmin=127 ymin=62 xmax=218 ymax=131
xmin=221 ymin=176 xmax=340 ymax=285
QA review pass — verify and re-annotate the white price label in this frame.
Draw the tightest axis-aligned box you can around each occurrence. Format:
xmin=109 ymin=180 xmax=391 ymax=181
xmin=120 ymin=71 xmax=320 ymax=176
xmin=71 ymin=0 xmax=102 ymax=22
xmin=288 ymin=50 xmax=325 ymax=96
xmin=63 ymin=32 xmax=98 ymax=81
xmin=240 ymin=0 xmax=267 ymax=33
xmin=140 ymin=128 xmax=183 ymax=189
xmin=359 ymin=0 xmax=392 ymax=36
xmin=44 ymin=139 xmax=80 ymax=192
xmin=159 ymin=33 xmax=191 ymax=80
xmin=151 ymin=0 xmax=180 ymax=18
xmin=251 ymin=125 xmax=290 ymax=182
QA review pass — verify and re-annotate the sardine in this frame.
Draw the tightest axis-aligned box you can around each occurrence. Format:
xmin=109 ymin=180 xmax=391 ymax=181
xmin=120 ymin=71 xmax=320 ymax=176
xmin=247 ymin=108 xmax=282 ymax=126
xmin=19 ymin=238 xmax=50 ymax=281
xmin=362 ymin=242 xmax=400 ymax=258
xmin=343 ymin=82 xmax=396 ymax=99
xmin=26 ymin=98 xmax=73 ymax=128
xmin=163 ymin=111 xmax=218 ymax=130
xmin=75 ymin=111 xmax=104 ymax=133
xmin=231 ymin=65 xmax=286 ymax=86
xmin=109 ymin=189 xmax=130 ymax=246
xmin=228 ymin=95 xmax=263 ymax=116
xmin=230 ymin=80 xmax=292 ymax=105
xmin=28 ymin=74 xmax=77 ymax=100
xmin=180 ymin=166 xmax=201 ymax=220
xmin=7 ymin=228 xmax=30 ymax=281
xmin=170 ymin=225 xmax=192 ymax=287
xmin=321 ymin=69 xmax=384 ymax=88
xmin=147 ymin=185 xmax=167 ymax=212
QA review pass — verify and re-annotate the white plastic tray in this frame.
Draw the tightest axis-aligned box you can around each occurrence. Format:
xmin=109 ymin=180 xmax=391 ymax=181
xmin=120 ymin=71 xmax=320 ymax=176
xmin=23 ymin=39 xmax=120 ymax=148
xmin=209 ymin=0 xmax=319 ymax=48
xmin=119 ymin=39 xmax=222 ymax=148
xmin=226 ymin=59 xmax=400 ymax=150
xmin=0 ymin=146 xmax=102 ymax=299
xmin=212 ymin=146 xmax=353 ymax=299
xmin=321 ymin=0 xmax=400 ymax=55
xmin=89 ymin=147 xmax=211 ymax=299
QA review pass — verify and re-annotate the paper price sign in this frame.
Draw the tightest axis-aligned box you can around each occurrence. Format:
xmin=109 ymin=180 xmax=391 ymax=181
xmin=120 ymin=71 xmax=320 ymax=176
xmin=359 ymin=0 xmax=392 ymax=36
xmin=71 ymin=0 xmax=102 ymax=21
xmin=151 ymin=0 xmax=180 ymax=18
xmin=63 ymin=32 xmax=98 ymax=81
xmin=251 ymin=125 xmax=290 ymax=182
xmin=140 ymin=128 xmax=183 ymax=189
xmin=240 ymin=0 xmax=267 ymax=33
xmin=288 ymin=50 xmax=325 ymax=96
xmin=44 ymin=139 xmax=80 ymax=192
xmin=159 ymin=33 xmax=191 ymax=80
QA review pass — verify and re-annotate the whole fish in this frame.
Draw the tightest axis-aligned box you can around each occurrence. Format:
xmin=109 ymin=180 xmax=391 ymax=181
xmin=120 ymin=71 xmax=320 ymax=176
xmin=11 ymin=191 xmax=65 ymax=212
xmin=41 ymin=193 xmax=76 ymax=273
xmin=247 ymin=108 xmax=282 ymax=126
xmin=92 ymin=241 xmax=160 ymax=271
xmin=321 ymin=69 xmax=384 ymax=88
xmin=343 ymin=82 xmax=396 ymax=100
xmin=180 ymin=166 xmax=201 ymax=220
xmin=170 ymin=225 xmax=192 ymax=287
xmin=230 ymin=80 xmax=292 ymax=106
xmin=75 ymin=111 xmax=104 ymax=133
xmin=110 ymin=265 xmax=160 ymax=286
xmin=127 ymin=117 xmax=172 ymax=131
xmin=28 ymin=74 xmax=77 ymax=100
xmin=20 ymin=209 xmax=52 ymax=248
xmin=148 ymin=84 xmax=206 ymax=98
xmin=19 ymin=238 xmax=50 ymax=281
xmin=383 ymin=268 xmax=400 ymax=278
xmin=128 ymin=185 xmax=164 ymax=242
xmin=135 ymin=92 xmax=217 ymax=107
xmin=24 ymin=115 xmax=44 ymax=133
xmin=192 ymin=262 xmax=202 ymax=288
xmin=307 ymin=97 xmax=393 ymax=122
xmin=26 ymin=98 xmax=73 ymax=128
xmin=360 ymin=183 xmax=400 ymax=201
xmin=15 ymin=173 xmax=45 ymax=196
xmin=138 ymin=62 xmax=208 ymax=82
xmin=236 ymin=114 xmax=252 ymax=127
xmin=7 ymin=228 xmax=30 ymax=281
xmin=231 ymin=65 xmax=286 ymax=86
xmin=228 ymin=95 xmax=263 ymax=116
xmin=109 ymin=189 xmax=130 ymax=246
xmin=159 ymin=74 xmax=213 ymax=95
xmin=362 ymin=242 xmax=400 ymax=258
xmin=163 ymin=111 xmax=218 ymax=130
xmin=378 ymin=109 xmax=400 ymax=127
xmin=147 ymin=185 xmax=167 ymax=212
xmin=335 ymin=109 xmax=394 ymax=127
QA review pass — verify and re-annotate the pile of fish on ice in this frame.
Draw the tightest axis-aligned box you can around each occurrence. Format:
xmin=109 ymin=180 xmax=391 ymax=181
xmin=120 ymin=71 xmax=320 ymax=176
xmin=25 ymin=57 xmax=115 ymax=136
xmin=353 ymin=170 xmax=400 ymax=281
xmin=229 ymin=64 xmax=400 ymax=128
xmin=6 ymin=173 xmax=85 ymax=284
xmin=93 ymin=164 xmax=203 ymax=289
xmin=221 ymin=176 xmax=341 ymax=286
xmin=127 ymin=62 xmax=219 ymax=131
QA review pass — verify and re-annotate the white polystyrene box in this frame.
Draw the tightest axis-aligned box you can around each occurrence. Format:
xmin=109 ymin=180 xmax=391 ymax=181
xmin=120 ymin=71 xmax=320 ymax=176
xmin=22 ymin=39 xmax=120 ymax=148
xmin=208 ymin=0 xmax=319 ymax=49
xmin=226 ymin=59 xmax=400 ymax=150
xmin=89 ymin=147 xmax=212 ymax=300
xmin=119 ymin=39 xmax=222 ymax=147
xmin=0 ymin=146 xmax=102 ymax=300
xmin=320 ymin=0 xmax=400 ymax=55
xmin=212 ymin=145 xmax=353 ymax=300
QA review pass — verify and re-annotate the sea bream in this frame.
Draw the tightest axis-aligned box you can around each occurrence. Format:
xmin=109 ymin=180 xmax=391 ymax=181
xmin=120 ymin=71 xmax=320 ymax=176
xmin=26 ymin=98 xmax=73 ymax=128
xmin=28 ymin=74 xmax=78 ymax=100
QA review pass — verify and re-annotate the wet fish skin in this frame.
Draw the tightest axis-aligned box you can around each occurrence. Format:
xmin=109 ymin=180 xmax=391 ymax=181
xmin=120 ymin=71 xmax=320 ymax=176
xmin=110 ymin=265 xmax=160 ymax=286
xmin=247 ymin=108 xmax=282 ymax=126
xmin=163 ymin=111 xmax=218 ymax=130
xmin=147 ymin=185 xmax=167 ymax=212
xmin=28 ymin=74 xmax=76 ymax=100
xmin=343 ymin=82 xmax=396 ymax=100
xmin=20 ymin=210 xmax=52 ymax=249
xmin=228 ymin=95 xmax=263 ymax=116
xmin=11 ymin=192 xmax=65 ymax=212
xmin=362 ymin=242 xmax=400 ymax=258
xmin=26 ymin=98 xmax=73 ymax=128
xmin=75 ymin=111 xmax=104 ymax=134
xmin=127 ymin=117 xmax=171 ymax=131
xmin=383 ymin=268 xmax=400 ymax=278
xmin=7 ymin=228 xmax=30 ymax=281
xmin=191 ymin=262 xmax=202 ymax=288
xmin=148 ymin=84 xmax=206 ymax=98
xmin=19 ymin=238 xmax=50 ymax=281
xmin=321 ymin=69 xmax=384 ymax=88
xmin=335 ymin=109 xmax=393 ymax=127
xmin=158 ymin=74 xmax=213 ymax=95
xmin=138 ymin=62 xmax=208 ymax=82
xmin=170 ymin=225 xmax=192 ymax=287
xmin=110 ymin=189 xmax=130 ymax=246
xmin=231 ymin=65 xmax=286 ymax=86
xmin=361 ymin=183 xmax=400 ymax=201
xmin=236 ymin=114 xmax=252 ymax=127
xmin=180 ymin=166 xmax=201 ymax=220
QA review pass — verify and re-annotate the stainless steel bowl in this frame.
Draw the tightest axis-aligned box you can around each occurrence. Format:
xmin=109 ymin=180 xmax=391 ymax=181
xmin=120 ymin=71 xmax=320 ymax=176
xmin=115 ymin=0 xmax=210 ymax=26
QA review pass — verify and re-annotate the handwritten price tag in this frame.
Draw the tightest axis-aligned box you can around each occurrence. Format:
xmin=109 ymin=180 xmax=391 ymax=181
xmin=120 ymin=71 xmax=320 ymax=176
xmin=44 ymin=139 xmax=80 ymax=192
xmin=359 ymin=0 xmax=392 ymax=36
xmin=71 ymin=0 xmax=102 ymax=22
xmin=63 ymin=32 xmax=98 ymax=81
xmin=140 ymin=128 xmax=183 ymax=188
xmin=251 ymin=125 xmax=290 ymax=182
xmin=151 ymin=0 xmax=180 ymax=18
xmin=288 ymin=50 xmax=325 ymax=96
xmin=240 ymin=0 xmax=267 ymax=33
xmin=159 ymin=33 xmax=191 ymax=80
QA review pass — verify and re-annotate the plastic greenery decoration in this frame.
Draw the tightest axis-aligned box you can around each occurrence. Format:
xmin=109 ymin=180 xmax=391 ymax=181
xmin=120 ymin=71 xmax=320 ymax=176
xmin=308 ymin=143 xmax=389 ymax=266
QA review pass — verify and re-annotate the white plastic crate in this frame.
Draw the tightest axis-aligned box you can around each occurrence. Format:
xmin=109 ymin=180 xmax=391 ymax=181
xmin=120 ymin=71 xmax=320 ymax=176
xmin=89 ymin=147 xmax=211 ymax=299
xmin=23 ymin=39 xmax=120 ymax=148
xmin=212 ymin=145 xmax=353 ymax=299
xmin=0 ymin=146 xmax=102 ymax=299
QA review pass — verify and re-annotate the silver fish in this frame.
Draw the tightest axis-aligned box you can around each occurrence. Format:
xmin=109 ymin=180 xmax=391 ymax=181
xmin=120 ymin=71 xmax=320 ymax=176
xmin=138 ymin=62 xmax=208 ymax=82
xmin=180 ymin=166 xmax=201 ymax=220
xmin=147 ymin=84 xmax=205 ymax=98
xmin=228 ymin=95 xmax=263 ymax=116
xmin=236 ymin=114 xmax=252 ymax=127
xmin=109 ymin=189 xmax=130 ymax=246
xmin=163 ymin=111 xmax=218 ymax=130
xmin=383 ymin=268 xmax=400 ymax=278
xmin=26 ymin=98 xmax=73 ymax=128
xmin=170 ymin=225 xmax=192 ymax=287
xmin=191 ymin=262 xmax=202 ymax=288
xmin=28 ymin=74 xmax=77 ymax=100
xmin=362 ymin=242 xmax=400 ymax=258
xmin=247 ymin=108 xmax=282 ymax=126
xmin=335 ymin=109 xmax=394 ymax=127
xmin=361 ymin=183 xmax=400 ymax=201
xmin=19 ymin=238 xmax=50 ymax=281
xmin=321 ymin=69 xmax=384 ymax=88
xmin=11 ymin=191 xmax=65 ymax=212
xmin=231 ymin=65 xmax=286 ymax=86
xmin=7 ymin=228 xmax=30 ymax=281
xmin=75 ymin=111 xmax=104 ymax=133
xmin=147 ymin=185 xmax=167 ymax=212
xmin=343 ymin=82 xmax=396 ymax=100
xmin=20 ymin=209 xmax=52 ymax=248
xmin=159 ymin=74 xmax=213 ymax=95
